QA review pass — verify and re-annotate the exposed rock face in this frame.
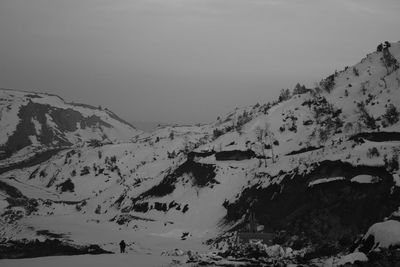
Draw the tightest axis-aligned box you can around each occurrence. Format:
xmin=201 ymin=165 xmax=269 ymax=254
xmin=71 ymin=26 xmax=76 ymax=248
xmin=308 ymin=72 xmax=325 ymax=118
xmin=136 ymin=160 xmax=218 ymax=200
xmin=224 ymin=161 xmax=400 ymax=252
xmin=349 ymin=132 xmax=400 ymax=142
xmin=215 ymin=150 xmax=256 ymax=161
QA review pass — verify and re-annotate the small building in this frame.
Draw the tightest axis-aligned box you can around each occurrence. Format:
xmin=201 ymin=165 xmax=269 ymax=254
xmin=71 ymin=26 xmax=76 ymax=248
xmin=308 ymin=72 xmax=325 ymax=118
xmin=237 ymin=232 xmax=275 ymax=245
xmin=236 ymin=212 xmax=275 ymax=245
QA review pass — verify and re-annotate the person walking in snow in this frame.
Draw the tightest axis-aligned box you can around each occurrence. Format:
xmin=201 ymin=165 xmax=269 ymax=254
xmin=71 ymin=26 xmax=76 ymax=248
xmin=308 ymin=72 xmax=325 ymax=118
xmin=119 ymin=240 xmax=126 ymax=253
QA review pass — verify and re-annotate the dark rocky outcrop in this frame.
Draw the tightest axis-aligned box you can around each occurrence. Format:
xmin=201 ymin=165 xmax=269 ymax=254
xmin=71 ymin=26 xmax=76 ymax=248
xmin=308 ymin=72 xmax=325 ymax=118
xmin=137 ymin=160 xmax=217 ymax=199
xmin=0 ymin=180 xmax=38 ymax=219
xmin=110 ymin=214 xmax=155 ymax=225
xmin=1 ymin=102 xmax=72 ymax=158
xmin=0 ymin=149 xmax=64 ymax=175
xmin=223 ymin=160 xmax=400 ymax=256
xmin=349 ymin=132 xmax=400 ymax=142
xmin=286 ymin=145 xmax=323 ymax=156
xmin=56 ymin=178 xmax=75 ymax=193
xmin=0 ymin=180 xmax=24 ymax=199
xmin=0 ymin=100 xmax=121 ymax=159
xmin=215 ymin=150 xmax=256 ymax=161
xmin=36 ymin=230 xmax=66 ymax=239
xmin=122 ymin=200 xmax=187 ymax=214
xmin=0 ymin=239 xmax=111 ymax=259
xmin=187 ymin=150 xmax=215 ymax=161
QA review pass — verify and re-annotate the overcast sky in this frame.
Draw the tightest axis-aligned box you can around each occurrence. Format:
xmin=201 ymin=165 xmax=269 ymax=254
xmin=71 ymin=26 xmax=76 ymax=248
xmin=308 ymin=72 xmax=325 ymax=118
xmin=1 ymin=0 xmax=399 ymax=124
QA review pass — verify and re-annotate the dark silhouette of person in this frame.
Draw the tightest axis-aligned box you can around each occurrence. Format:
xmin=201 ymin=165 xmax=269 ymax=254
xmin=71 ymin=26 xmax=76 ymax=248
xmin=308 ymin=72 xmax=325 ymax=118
xmin=119 ymin=240 xmax=126 ymax=253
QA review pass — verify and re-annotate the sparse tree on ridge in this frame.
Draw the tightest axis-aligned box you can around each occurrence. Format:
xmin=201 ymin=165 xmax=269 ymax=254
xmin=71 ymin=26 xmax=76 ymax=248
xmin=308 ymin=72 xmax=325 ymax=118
xmin=264 ymin=122 xmax=275 ymax=163
xmin=357 ymin=101 xmax=377 ymax=129
xmin=383 ymin=104 xmax=400 ymax=125
xmin=382 ymin=43 xmax=399 ymax=75
xmin=319 ymin=74 xmax=335 ymax=93
xmin=278 ymin=88 xmax=291 ymax=102
xmin=255 ymin=122 xmax=275 ymax=165
xmin=293 ymin=83 xmax=308 ymax=95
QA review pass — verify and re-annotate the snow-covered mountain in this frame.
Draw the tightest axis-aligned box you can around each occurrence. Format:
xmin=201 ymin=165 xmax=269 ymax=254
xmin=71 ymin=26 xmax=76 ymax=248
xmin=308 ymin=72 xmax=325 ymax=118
xmin=0 ymin=89 xmax=141 ymax=161
xmin=1 ymin=41 xmax=400 ymax=265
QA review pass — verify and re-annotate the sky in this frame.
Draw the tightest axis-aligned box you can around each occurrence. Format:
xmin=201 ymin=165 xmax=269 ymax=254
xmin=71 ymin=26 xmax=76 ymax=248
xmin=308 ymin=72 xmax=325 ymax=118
xmin=0 ymin=0 xmax=400 ymax=124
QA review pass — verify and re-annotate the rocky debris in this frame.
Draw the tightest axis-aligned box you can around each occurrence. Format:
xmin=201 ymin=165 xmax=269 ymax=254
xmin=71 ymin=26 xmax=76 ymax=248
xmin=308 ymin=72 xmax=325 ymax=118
xmin=318 ymin=248 xmax=400 ymax=267
xmin=161 ymin=248 xmax=187 ymax=257
xmin=189 ymin=236 xmax=307 ymax=266
xmin=160 ymin=244 xmax=400 ymax=266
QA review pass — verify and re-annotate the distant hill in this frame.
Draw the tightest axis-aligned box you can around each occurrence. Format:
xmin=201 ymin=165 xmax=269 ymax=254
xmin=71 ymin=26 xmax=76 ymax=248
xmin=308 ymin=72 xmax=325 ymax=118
xmin=132 ymin=121 xmax=205 ymax=133
xmin=131 ymin=121 xmax=164 ymax=133
xmin=0 ymin=89 xmax=142 ymax=160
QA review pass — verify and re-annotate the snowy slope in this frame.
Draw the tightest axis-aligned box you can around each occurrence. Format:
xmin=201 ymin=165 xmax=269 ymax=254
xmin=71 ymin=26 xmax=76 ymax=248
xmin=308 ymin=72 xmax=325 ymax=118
xmin=1 ymin=41 xmax=400 ymax=265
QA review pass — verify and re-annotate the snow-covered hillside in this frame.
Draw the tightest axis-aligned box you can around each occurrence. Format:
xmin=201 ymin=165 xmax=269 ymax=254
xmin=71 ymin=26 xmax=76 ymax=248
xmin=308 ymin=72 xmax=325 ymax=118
xmin=0 ymin=89 xmax=142 ymax=162
xmin=1 ymin=41 xmax=400 ymax=266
